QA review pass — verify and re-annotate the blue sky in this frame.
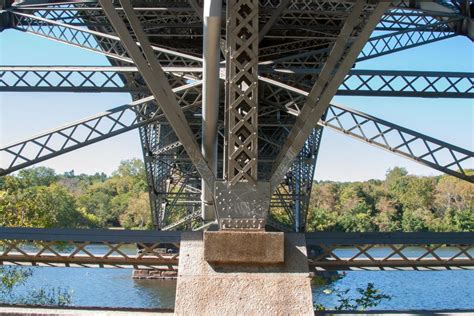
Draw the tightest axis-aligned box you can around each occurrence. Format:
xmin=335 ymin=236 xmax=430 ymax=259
xmin=0 ymin=29 xmax=473 ymax=181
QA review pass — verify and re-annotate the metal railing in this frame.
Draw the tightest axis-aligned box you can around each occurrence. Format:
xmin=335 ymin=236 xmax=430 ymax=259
xmin=1 ymin=228 xmax=473 ymax=271
xmin=0 ymin=228 xmax=180 ymax=269
xmin=307 ymin=232 xmax=474 ymax=271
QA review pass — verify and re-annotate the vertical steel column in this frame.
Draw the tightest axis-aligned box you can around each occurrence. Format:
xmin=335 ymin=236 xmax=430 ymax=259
xmin=294 ymin=158 xmax=301 ymax=232
xmin=290 ymin=126 xmax=324 ymax=232
xmin=201 ymin=0 xmax=222 ymax=221
xmin=225 ymin=0 xmax=259 ymax=185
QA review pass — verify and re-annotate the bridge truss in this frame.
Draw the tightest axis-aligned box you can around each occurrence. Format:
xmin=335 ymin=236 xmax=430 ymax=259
xmin=0 ymin=227 xmax=473 ymax=271
xmin=0 ymin=0 xmax=472 ymax=237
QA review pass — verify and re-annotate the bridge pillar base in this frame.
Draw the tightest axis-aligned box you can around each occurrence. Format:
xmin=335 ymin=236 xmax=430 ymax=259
xmin=204 ymin=230 xmax=284 ymax=264
xmin=174 ymin=232 xmax=313 ymax=315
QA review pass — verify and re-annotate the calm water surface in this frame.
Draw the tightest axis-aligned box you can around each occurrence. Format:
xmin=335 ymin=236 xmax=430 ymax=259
xmin=6 ymin=245 xmax=474 ymax=310
xmin=10 ymin=267 xmax=474 ymax=310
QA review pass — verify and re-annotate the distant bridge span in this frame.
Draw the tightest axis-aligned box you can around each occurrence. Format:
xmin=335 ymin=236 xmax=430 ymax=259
xmin=0 ymin=228 xmax=473 ymax=271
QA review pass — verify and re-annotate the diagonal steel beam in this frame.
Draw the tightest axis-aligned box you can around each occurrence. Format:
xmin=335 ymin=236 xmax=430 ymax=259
xmin=321 ymin=103 xmax=474 ymax=183
xmin=99 ymin=0 xmax=215 ymax=190
xmin=260 ymin=78 xmax=474 ymax=183
xmin=357 ymin=18 xmax=460 ymax=62
xmin=3 ymin=67 xmax=472 ymax=99
xmin=270 ymin=1 xmax=392 ymax=191
xmin=0 ymin=82 xmax=202 ymax=176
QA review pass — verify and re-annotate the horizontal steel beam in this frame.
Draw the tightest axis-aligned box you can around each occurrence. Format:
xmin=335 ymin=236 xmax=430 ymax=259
xmin=0 ymin=227 xmax=180 ymax=268
xmin=306 ymin=232 xmax=474 ymax=245
xmin=307 ymin=232 xmax=474 ymax=271
xmin=0 ymin=227 xmax=181 ymax=243
xmin=2 ymin=67 xmax=471 ymax=98
xmin=265 ymin=69 xmax=474 ymax=98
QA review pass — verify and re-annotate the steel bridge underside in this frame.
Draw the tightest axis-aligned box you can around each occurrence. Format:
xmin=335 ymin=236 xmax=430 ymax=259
xmin=0 ymin=0 xmax=472 ymax=233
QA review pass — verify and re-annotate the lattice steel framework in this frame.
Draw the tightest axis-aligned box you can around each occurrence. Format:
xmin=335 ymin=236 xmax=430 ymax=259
xmin=307 ymin=232 xmax=474 ymax=271
xmin=3 ymin=67 xmax=472 ymax=98
xmin=225 ymin=0 xmax=259 ymax=184
xmin=1 ymin=228 xmax=473 ymax=271
xmin=0 ymin=0 xmax=473 ymax=232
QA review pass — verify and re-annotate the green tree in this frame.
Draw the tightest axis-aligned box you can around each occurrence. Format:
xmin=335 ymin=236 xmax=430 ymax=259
xmin=450 ymin=208 xmax=474 ymax=231
xmin=401 ymin=207 xmax=435 ymax=231
xmin=0 ymin=184 xmax=87 ymax=228
xmin=0 ymin=267 xmax=72 ymax=306
xmin=315 ymin=282 xmax=391 ymax=311
xmin=119 ymin=192 xmax=152 ymax=229
xmin=374 ymin=197 xmax=401 ymax=231
xmin=306 ymin=207 xmax=339 ymax=231
xmin=17 ymin=167 xmax=58 ymax=187
xmin=113 ymin=159 xmax=146 ymax=179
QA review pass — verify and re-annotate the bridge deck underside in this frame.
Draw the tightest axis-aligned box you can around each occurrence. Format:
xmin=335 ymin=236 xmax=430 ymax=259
xmin=0 ymin=0 xmax=472 ymax=232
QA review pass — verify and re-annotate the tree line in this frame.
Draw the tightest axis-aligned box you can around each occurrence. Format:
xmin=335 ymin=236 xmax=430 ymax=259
xmin=0 ymin=160 xmax=472 ymax=232
xmin=0 ymin=159 xmax=150 ymax=229
xmin=304 ymin=167 xmax=473 ymax=232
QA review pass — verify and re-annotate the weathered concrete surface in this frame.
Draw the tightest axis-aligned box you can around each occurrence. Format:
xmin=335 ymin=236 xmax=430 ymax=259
xmin=204 ymin=230 xmax=284 ymax=264
xmin=175 ymin=232 xmax=314 ymax=315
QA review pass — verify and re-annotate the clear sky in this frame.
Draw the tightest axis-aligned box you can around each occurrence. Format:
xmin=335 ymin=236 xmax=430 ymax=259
xmin=0 ymin=28 xmax=473 ymax=182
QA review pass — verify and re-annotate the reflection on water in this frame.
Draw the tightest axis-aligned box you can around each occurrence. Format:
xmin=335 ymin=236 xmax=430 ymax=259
xmin=6 ymin=245 xmax=474 ymax=310
xmin=11 ymin=267 xmax=474 ymax=310
xmin=13 ymin=267 xmax=176 ymax=309
xmin=313 ymin=270 xmax=474 ymax=310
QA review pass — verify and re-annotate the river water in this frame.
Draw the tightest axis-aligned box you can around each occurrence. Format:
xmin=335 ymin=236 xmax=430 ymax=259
xmin=5 ymin=245 xmax=474 ymax=311
xmin=7 ymin=267 xmax=473 ymax=310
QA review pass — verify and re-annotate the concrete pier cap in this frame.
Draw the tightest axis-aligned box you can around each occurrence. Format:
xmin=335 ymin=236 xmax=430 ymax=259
xmin=204 ymin=230 xmax=285 ymax=264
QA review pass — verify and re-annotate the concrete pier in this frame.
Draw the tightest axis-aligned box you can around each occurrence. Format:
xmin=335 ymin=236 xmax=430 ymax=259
xmin=174 ymin=232 xmax=314 ymax=315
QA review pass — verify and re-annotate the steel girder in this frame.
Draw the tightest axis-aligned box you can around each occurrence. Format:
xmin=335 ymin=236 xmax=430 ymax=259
xmin=357 ymin=18 xmax=460 ymax=62
xmin=225 ymin=0 xmax=260 ymax=184
xmin=0 ymin=66 xmax=200 ymax=93
xmin=2 ymin=67 xmax=472 ymax=99
xmin=9 ymin=2 xmax=462 ymax=33
xmin=264 ymin=16 xmax=460 ymax=69
xmin=100 ymin=0 xmax=216 ymax=190
xmin=266 ymin=69 xmax=474 ymax=98
xmin=8 ymin=2 xmax=467 ymax=63
xmin=288 ymin=126 xmax=325 ymax=232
